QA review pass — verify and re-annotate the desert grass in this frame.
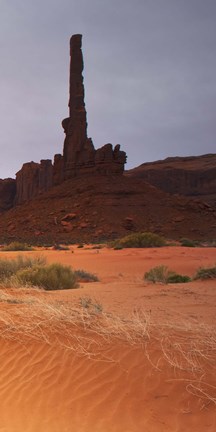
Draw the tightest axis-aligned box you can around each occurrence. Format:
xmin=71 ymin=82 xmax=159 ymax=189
xmin=74 ymin=270 xmax=99 ymax=282
xmin=0 ymin=255 xmax=97 ymax=290
xmin=16 ymin=263 xmax=78 ymax=290
xmin=144 ymin=265 xmax=191 ymax=284
xmin=0 ymin=255 xmax=46 ymax=283
xmin=111 ymin=232 xmax=166 ymax=249
xmin=194 ymin=265 xmax=216 ymax=280
xmin=1 ymin=242 xmax=34 ymax=251
xmin=0 ymin=289 xmax=215 ymax=405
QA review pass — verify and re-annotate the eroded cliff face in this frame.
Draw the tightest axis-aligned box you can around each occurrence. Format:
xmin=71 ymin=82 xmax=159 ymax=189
xmin=0 ymin=179 xmax=16 ymax=211
xmin=127 ymin=154 xmax=216 ymax=205
xmin=12 ymin=34 xmax=126 ymax=205
xmin=15 ymin=160 xmax=53 ymax=205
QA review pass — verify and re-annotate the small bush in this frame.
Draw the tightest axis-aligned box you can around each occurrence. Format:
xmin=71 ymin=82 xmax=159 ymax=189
xmin=144 ymin=265 xmax=191 ymax=284
xmin=112 ymin=232 xmax=166 ymax=249
xmin=0 ymin=255 xmax=46 ymax=282
xmin=180 ymin=238 xmax=196 ymax=247
xmin=74 ymin=269 xmax=98 ymax=282
xmin=194 ymin=266 xmax=216 ymax=280
xmin=17 ymin=263 xmax=78 ymax=290
xmin=144 ymin=265 xmax=170 ymax=283
xmin=2 ymin=242 xmax=34 ymax=251
xmin=166 ymin=273 xmax=191 ymax=283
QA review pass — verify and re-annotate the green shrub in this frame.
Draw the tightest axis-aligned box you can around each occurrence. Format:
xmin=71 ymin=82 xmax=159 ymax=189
xmin=144 ymin=265 xmax=191 ymax=284
xmin=0 ymin=256 xmax=97 ymax=290
xmin=194 ymin=266 xmax=216 ymax=280
xmin=166 ymin=273 xmax=191 ymax=283
xmin=17 ymin=263 xmax=78 ymax=290
xmin=2 ymin=242 xmax=34 ymax=251
xmin=180 ymin=238 xmax=196 ymax=247
xmin=112 ymin=232 xmax=166 ymax=249
xmin=74 ymin=269 xmax=98 ymax=282
xmin=144 ymin=265 xmax=170 ymax=283
xmin=0 ymin=255 xmax=46 ymax=282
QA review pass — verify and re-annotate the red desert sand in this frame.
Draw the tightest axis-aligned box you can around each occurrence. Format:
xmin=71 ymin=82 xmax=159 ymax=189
xmin=0 ymin=246 xmax=216 ymax=431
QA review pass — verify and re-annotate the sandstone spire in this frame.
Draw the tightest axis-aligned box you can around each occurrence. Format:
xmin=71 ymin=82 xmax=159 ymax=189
xmin=62 ymin=34 xmax=95 ymax=178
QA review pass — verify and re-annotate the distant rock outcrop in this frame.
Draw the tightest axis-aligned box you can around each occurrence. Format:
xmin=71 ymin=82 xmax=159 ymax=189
xmin=15 ymin=160 xmax=53 ymax=204
xmin=12 ymin=34 xmax=127 ymax=204
xmin=0 ymin=179 xmax=16 ymax=211
xmin=127 ymin=154 xmax=216 ymax=206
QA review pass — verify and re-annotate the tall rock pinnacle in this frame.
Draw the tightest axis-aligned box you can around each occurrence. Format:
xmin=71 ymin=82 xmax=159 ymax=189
xmin=56 ymin=34 xmax=127 ymax=181
xmin=62 ymin=34 xmax=94 ymax=178
xmin=69 ymin=34 xmax=85 ymax=119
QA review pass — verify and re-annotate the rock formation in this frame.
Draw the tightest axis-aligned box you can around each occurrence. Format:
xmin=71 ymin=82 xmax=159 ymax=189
xmin=127 ymin=154 xmax=216 ymax=206
xmin=61 ymin=34 xmax=94 ymax=178
xmin=0 ymin=179 xmax=16 ymax=211
xmin=15 ymin=160 xmax=53 ymax=204
xmin=59 ymin=34 xmax=126 ymax=179
xmin=12 ymin=34 xmax=127 ymax=204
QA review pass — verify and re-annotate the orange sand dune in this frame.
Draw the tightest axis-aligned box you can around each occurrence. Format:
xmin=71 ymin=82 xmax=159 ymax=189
xmin=0 ymin=247 xmax=216 ymax=431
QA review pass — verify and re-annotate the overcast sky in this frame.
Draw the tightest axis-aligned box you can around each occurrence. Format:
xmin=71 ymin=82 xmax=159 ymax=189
xmin=0 ymin=0 xmax=216 ymax=178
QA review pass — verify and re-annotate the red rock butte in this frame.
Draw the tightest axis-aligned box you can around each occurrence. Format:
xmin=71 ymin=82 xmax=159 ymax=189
xmin=3 ymin=34 xmax=127 ymax=208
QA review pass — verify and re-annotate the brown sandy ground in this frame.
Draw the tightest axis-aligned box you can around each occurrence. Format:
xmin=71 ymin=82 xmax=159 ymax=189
xmin=0 ymin=246 xmax=215 ymax=431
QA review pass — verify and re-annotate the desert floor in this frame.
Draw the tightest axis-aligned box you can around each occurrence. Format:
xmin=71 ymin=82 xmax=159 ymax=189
xmin=0 ymin=246 xmax=215 ymax=431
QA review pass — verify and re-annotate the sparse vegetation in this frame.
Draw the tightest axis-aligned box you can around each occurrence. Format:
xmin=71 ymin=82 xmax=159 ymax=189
xmin=74 ymin=269 xmax=99 ymax=282
xmin=0 ymin=255 xmax=46 ymax=282
xmin=0 ymin=255 xmax=98 ymax=290
xmin=166 ymin=273 xmax=191 ymax=283
xmin=2 ymin=242 xmax=34 ymax=251
xmin=113 ymin=245 xmax=123 ymax=250
xmin=194 ymin=266 xmax=216 ymax=280
xmin=111 ymin=232 xmax=166 ymax=249
xmin=0 ymin=255 xmax=81 ymax=290
xmin=80 ymin=296 xmax=103 ymax=313
xmin=17 ymin=263 xmax=78 ymax=290
xmin=144 ymin=265 xmax=191 ymax=284
xmin=0 ymin=288 xmax=215 ymax=405
xmin=180 ymin=238 xmax=196 ymax=247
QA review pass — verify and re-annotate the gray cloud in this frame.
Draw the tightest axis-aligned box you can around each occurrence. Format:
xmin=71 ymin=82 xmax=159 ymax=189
xmin=0 ymin=0 xmax=216 ymax=178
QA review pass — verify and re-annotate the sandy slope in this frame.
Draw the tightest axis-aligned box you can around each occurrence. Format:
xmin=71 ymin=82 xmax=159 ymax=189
xmin=0 ymin=247 xmax=215 ymax=431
